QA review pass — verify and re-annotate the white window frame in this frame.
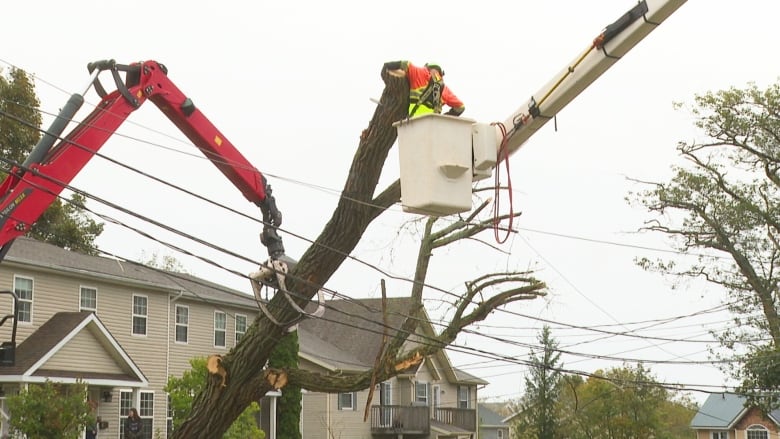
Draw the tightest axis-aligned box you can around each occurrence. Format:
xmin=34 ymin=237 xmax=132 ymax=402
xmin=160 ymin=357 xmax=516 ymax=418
xmin=139 ymin=391 xmax=154 ymax=438
xmin=80 ymin=285 xmax=97 ymax=312
xmin=214 ymin=311 xmax=226 ymax=348
xmin=132 ymin=294 xmax=148 ymax=336
xmin=458 ymin=385 xmax=470 ymax=409
xmin=338 ymin=392 xmax=356 ymax=411
xmin=119 ymin=389 xmax=133 ymax=438
xmin=746 ymin=425 xmax=768 ymax=439
xmin=711 ymin=432 xmax=728 ymax=439
xmin=235 ymin=314 xmax=247 ymax=344
xmin=415 ymin=381 xmax=428 ymax=405
xmin=175 ymin=305 xmax=189 ymax=344
xmin=432 ymin=384 xmax=441 ymax=409
xmin=139 ymin=391 xmax=154 ymax=417
xmin=13 ymin=275 xmax=33 ymax=324
xmin=498 ymin=429 xmax=505 ymax=439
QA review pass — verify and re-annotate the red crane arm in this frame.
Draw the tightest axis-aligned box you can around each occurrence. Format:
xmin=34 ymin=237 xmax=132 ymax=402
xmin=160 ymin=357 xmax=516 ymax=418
xmin=0 ymin=60 xmax=284 ymax=260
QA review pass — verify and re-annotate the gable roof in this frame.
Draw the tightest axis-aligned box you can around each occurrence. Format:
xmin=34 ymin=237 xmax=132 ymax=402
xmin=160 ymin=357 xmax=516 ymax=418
xmin=479 ymin=403 xmax=508 ymax=427
xmin=0 ymin=311 xmax=147 ymax=387
xmin=691 ymin=393 xmax=780 ymax=429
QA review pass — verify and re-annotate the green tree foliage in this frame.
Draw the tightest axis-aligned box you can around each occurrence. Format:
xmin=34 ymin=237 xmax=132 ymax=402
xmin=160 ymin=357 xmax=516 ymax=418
xmin=28 ymin=192 xmax=103 ymax=255
xmin=0 ymin=67 xmax=104 ymax=254
xmin=165 ymin=357 xmax=265 ymax=439
xmin=268 ymin=330 xmax=301 ymax=439
xmin=141 ymin=250 xmax=190 ymax=273
xmin=511 ymin=325 xmax=563 ymax=439
xmin=557 ymin=365 xmax=690 ymax=439
xmin=7 ymin=379 xmax=94 ymax=439
xmin=629 ymin=80 xmax=780 ymax=410
xmin=0 ymin=67 xmax=41 ymax=172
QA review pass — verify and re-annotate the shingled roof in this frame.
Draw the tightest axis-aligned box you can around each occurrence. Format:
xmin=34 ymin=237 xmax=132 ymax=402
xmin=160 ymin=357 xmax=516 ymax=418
xmin=690 ymin=392 xmax=780 ymax=429
xmin=0 ymin=311 xmax=146 ymax=386
xmin=4 ymin=237 xmax=256 ymax=308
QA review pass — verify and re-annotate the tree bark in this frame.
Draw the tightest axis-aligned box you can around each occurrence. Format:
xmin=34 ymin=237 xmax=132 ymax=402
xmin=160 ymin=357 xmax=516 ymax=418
xmin=171 ymin=71 xmax=409 ymax=439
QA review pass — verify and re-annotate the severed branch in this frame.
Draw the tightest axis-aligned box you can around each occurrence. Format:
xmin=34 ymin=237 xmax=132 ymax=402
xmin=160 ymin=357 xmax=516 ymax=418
xmin=274 ymin=197 xmax=546 ymax=394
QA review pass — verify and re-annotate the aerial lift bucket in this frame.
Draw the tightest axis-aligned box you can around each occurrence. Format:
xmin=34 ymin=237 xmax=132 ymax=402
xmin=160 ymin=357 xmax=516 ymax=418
xmin=394 ymin=114 xmax=477 ymax=216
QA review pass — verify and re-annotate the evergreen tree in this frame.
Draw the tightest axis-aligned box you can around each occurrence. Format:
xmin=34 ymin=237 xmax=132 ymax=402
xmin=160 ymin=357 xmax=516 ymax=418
xmin=513 ymin=325 xmax=562 ymax=439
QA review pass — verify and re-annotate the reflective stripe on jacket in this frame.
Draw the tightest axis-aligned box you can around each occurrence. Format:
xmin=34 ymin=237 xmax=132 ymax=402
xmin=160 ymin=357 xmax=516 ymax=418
xmin=402 ymin=61 xmax=464 ymax=116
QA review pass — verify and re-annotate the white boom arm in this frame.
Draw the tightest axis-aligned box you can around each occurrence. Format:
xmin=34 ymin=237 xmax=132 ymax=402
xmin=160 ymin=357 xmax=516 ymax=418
xmin=394 ymin=0 xmax=688 ymax=216
xmin=498 ymin=0 xmax=687 ymax=157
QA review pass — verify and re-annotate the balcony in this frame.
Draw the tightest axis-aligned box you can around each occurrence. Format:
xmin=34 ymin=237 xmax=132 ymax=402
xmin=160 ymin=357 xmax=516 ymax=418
xmin=369 ymin=405 xmax=476 ymax=436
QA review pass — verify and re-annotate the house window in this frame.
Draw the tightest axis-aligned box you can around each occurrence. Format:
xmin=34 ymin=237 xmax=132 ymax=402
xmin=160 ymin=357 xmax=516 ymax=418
xmin=337 ymin=392 xmax=357 ymax=410
xmin=415 ymin=382 xmax=428 ymax=405
xmin=132 ymin=295 xmax=148 ymax=335
xmin=214 ymin=311 xmax=226 ymax=347
xmin=139 ymin=391 xmax=154 ymax=438
xmin=458 ymin=385 xmax=470 ymax=409
xmin=175 ymin=305 xmax=188 ymax=343
xmin=747 ymin=425 xmax=768 ymax=439
xmin=80 ymin=286 xmax=97 ymax=312
xmin=119 ymin=390 xmax=133 ymax=438
xmin=235 ymin=314 xmax=247 ymax=344
xmin=13 ymin=276 xmax=33 ymax=323
xmin=498 ymin=429 xmax=505 ymax=439
xmin=712 ymin=432 xmax=728 ymax=439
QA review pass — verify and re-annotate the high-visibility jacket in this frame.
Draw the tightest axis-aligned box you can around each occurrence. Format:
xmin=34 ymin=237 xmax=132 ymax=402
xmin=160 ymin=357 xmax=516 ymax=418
xmin=399 ymin=61 xmax=465 ymax=117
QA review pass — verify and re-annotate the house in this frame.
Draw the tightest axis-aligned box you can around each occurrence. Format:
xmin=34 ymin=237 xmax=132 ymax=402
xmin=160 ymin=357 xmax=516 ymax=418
xmin=0 ymin=237 xmax=491 ymax=439
xmin=296 ymin=297 xmax=488 ymax=439
xmin=690 ymin=392 xmax=780 ymax=438
xmin=477 ymin=403 xmax=510 ymax=439
xmin=0 ymin=236 xmax=267 ymax=438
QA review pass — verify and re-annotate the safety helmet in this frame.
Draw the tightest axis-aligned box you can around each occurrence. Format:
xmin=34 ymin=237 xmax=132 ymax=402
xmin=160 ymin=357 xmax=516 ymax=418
xmin=425 ymin=63 xmax=444 ymax=76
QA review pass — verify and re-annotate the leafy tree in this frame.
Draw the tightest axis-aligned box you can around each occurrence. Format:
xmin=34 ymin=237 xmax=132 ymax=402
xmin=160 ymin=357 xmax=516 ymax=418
xmin=564 ymin=365 xmax=671 ymax=439
xmin=630 ymin=80 xmax=780 ymax=410
xmin=0 ymin=67 xmax=41 ymax=172
xmin=141 ymin=250 xmax=190 ymax=273
xmin=0 ymin=67 xmax=103 ymax=254
xmin=7 ymin=379 xmax=94 ymax=439
xmin=165 ymin=357 xmax=264 ymax=439
xmin=511 ymin=325 xmax=563 ymax=439
xmin=658 ymin=394 xmax=699 ymax=439
xmin=28 ymin=192 xmax=103 ymax=255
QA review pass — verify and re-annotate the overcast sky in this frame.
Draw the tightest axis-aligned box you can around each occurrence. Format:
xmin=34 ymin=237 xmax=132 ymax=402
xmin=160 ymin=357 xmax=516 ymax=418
xmin=3 ymin=0 xmax=779 ymax=405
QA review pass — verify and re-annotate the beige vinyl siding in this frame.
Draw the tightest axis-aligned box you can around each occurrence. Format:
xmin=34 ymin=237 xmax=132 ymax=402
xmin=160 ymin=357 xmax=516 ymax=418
xmin=301 ymin=392 xmax=329 ymax=439
xmin=167 ymin=297 xmax=257 ymax=378
xmin=397 ymin=376 xmax=412 ymax=405
xmin=43 ymin=326 xmax=126 ymax=374
xmin=438 ymin=381 xmax=460 ymax=408
xmin=328 ymin=388 xmax=372 ymax=439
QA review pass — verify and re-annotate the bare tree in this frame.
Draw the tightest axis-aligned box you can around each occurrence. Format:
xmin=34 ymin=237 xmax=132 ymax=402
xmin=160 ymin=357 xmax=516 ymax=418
xmin=171 ymin=70 xmax=546 ymax=438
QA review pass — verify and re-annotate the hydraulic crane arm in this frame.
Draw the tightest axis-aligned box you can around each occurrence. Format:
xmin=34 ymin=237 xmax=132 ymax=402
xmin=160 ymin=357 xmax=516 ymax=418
xmin=0 ymin=60 xmax=285 ymax=264
xmin=499 ymin=0 xmax=686 ymax=157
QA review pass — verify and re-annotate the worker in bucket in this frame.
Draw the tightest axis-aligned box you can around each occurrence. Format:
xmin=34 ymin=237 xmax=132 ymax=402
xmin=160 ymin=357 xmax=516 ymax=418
xmin=383 ymin=60 xmax=465 ymax=118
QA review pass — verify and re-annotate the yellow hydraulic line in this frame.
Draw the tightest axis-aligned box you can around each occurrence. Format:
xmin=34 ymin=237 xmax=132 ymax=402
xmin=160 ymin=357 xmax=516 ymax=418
xmin=535 ymin=37 xmax=601 ymax=110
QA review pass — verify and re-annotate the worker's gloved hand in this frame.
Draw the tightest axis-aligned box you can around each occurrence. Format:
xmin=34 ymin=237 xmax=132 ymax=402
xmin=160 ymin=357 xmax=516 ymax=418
xmin=445 ymin=107 xmax=465 ymax=117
